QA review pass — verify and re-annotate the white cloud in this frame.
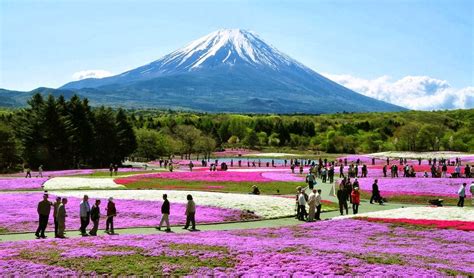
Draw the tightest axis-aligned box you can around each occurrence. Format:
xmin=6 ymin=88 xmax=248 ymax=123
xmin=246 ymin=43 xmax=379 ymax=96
xmin=322 ymin=73 xmax=474 ymax=110
xmin=72 ymin=69 xmax=113 ymax=80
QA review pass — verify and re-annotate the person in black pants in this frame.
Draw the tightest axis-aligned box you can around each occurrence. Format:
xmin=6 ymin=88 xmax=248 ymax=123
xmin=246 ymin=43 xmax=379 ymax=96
xmin=370 ymin=179 xmax=383 ymax=205
xmin=106 ymin=197 xmax=117 ymax=234
xmin=53 ymin=197 xmax=61 ymax=238
xmin=337 ymin=185 xmax=348 ymax=215
xmin=457 ymin=183 xmax=466 ymax=207
xmin=89 ymin=199 xmax=101 ymax=236
xmin=184 ymin=194 xmax=196 ymax=230
xmin=35 ymin=194 xmax=52 ymax=239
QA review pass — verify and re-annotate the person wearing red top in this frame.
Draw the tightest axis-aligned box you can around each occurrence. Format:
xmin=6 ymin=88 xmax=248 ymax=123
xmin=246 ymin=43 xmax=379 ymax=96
xmin=105 ymin=197 xmax=117 ymax=235
xmin=351 ymin=187 xmax=361 ymax=215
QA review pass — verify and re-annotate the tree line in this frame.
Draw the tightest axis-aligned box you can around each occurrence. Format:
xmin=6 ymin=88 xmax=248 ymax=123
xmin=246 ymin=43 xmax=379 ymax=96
xmin=1 ymin=94 xmax=473 ymax=172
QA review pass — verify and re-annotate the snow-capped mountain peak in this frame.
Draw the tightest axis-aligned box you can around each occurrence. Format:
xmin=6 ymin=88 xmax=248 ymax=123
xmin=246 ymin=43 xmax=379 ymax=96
xmin=119 ymin=29 xmax=298 ymax=78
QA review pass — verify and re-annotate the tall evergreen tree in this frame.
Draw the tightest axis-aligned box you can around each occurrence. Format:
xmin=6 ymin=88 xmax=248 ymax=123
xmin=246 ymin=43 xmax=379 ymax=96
xmin=115 ymin=109 xmax=137 ymax=162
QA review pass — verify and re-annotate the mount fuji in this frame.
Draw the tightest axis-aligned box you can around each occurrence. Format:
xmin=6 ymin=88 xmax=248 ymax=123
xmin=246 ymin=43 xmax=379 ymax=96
xmin=4 ymin=29 xmax=406 ymax=113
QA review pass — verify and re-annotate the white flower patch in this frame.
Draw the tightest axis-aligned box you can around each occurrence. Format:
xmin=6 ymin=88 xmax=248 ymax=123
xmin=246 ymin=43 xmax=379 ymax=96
xmin=244 ymin=153 xmax=299 ymax=157
xmin=335 ymin=206 xmax=474 ymax=222
xmin=43 ymin=177 xmax=125 ymax=190
xmin=50 ymin=189 xmax=295 ymax=219
xmin=369 ymin=151 xmax=474 ymax=160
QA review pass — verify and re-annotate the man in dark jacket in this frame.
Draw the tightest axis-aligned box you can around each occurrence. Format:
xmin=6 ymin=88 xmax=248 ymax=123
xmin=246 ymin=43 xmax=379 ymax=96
xmin=337 ymin=184 xmax=348 ymax=215
xmin=370 ymin=179 xmax=383 ymax=205
xmin=89 ymin=199 xmax=101 ymax=236
xmin=35 ymin=194 xmax=52 ymax=239
xmin=157 ymin=194 xmax=171 ymax=232
xmin=53 ymin=197 xmax=61 ymax=238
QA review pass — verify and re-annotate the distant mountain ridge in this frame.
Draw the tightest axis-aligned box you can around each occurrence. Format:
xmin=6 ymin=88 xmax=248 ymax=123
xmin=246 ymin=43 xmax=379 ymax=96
xmin=2 ymin=29 xmax=406 ymax=113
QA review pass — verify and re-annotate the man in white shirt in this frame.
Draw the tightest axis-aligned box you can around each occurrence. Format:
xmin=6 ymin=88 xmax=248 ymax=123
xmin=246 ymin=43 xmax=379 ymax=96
xmin=298 ymin=192 xmax=307 ymax=221
xmin=307 ymin=190 xmax=316 ymax=221
xmin=315 ymin=189 xmax=322 ymax=221
xmin=79 ymin=195 xmax=91 ymax=236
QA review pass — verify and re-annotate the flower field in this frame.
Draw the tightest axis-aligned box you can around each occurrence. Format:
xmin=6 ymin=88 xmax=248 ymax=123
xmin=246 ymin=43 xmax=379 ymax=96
xmin=43 ymin=177 xmax=126 ymax=190
xmin=0 ymin=178 xmax=48 ymax=191
xmin=0 ymin=192 xmax=250 ymax=233
xmin=116 ymin=171 xmax=274 ymax=183
xmin=0 ymin=218 xmax=472 ymax=276
xmin=356 ymin=177 xmax=468 ymax=197
xmin=52 ymin=190 xmax=297 ymax=219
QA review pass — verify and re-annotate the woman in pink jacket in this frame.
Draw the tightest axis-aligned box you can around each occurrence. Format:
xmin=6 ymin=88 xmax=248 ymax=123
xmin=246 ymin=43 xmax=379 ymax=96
xmin=351 ymin=187 xmax=361 ymax=215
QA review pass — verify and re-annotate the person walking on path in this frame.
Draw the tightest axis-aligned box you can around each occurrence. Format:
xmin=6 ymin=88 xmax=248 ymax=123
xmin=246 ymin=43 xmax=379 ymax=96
xmin=89 ymin=199 xmax=101 ymax=236
xmin=370 ymin=179 xmax=383 ymax=205
xmin=315 ymin=189 xmax=322 ymax=221
xmin=109 ymin=163 xmax=114 ymax=177
xmin=53 ymin=197 xmax=61 ymax=238
xmin=106 ymin=197 xmax=117 ymax=235
xmin=25 ymin=167 xmax=32 ymax=178
xmin=457 ymin=183 xmax=467 ymax=207
xmin=337 ymin=184 xmax=348 ymax=215
xmin=79 ymin=195 xmax=91 ymax=236
xmin=113 ymin=164 xmax=119 ymax=176
xmin=35 ymin=193 xmax=52 ymax=239
xmin=38 ymin=165 xmax=43 ymax=178
xmin=56 ymin=198 xmax=68 ymax=238
xmin=470 ymin=181 xmax=474 ymax=206
xmin=351 ymin=187 xmax=361 ymax=214
xmin=307 ymin=189 xmax=316 ymax=221
xmin=184 ymin=194 xmax=196 ymax=230
xmin=306 ymin=172 xmax=316 ymax=190
xmin=157 ymin=194 xmax=171 ymax=232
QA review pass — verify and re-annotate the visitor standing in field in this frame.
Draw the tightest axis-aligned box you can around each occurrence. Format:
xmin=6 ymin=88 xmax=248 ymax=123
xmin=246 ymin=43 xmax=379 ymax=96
xmin=113 ymin=164 xmax=119 ymax=176
xmin=457 ymin=183 xmax=466 ymax=207
xmin=35 ymin=193 xmax=52 ymax=239
xmin=157 ymin=194 xmax=171 ymax=232
xmin=299 ymin=164 xmax=304 ymax=175
xmin=351 ymin=187 xmax=360 ymax=214
xmin=25 ymin=167 xmax=32 ymax=178
xmin=38 ymin=165 xmax=43 ymax=178
xmin=184 ymin=194 xmax=196 ymax=230
xmin=106 ymin=197 xmax=117 ymax=234
xmin=53 ymin=197 xmax=61 ymax=238
xmin=297 ymin=190 xmax=307 ymax=220
xmin=337 ymin=184 xmax=348 ymax=215
xmin=315 ymin=189 xmax=322 ymax=220
xmin=370 ymin=179 xmax=383 ymax=205
xmin=109 ymin=163 xmax=114 ymax=176
xmin=307 ymin=189 xmax=316 ymax=221
xmin=79 ymin=195 xmax=91 ymax=236
xmin=89 ymin=199 xmax=101 ymax=236
xmin=56 ymin=198 xmax=68 ymax=238
xmin=339 ymin=164 xmax=344 ymax=178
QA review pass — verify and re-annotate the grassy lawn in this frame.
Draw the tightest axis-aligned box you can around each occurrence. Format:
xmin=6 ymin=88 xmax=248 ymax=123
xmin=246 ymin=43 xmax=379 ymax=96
xmin=123 ymin=178 xmax=304 ymax=195
xmin=360 ymin=191 xmax=460 ymax=206
xmin=73 ymin=170 xmax=163 ymax=178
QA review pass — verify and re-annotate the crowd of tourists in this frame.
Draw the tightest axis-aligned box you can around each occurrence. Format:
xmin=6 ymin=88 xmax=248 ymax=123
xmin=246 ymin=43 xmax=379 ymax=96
xmin=35 ymin=193 xmax=198 ymax=239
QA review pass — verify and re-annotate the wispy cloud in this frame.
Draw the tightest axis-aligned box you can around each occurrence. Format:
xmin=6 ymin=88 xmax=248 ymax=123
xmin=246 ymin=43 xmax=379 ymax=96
xmin=72 ymin=70 xmax=113 ymax=80
xmin=323 ymin=73 xmax=474 ymax=110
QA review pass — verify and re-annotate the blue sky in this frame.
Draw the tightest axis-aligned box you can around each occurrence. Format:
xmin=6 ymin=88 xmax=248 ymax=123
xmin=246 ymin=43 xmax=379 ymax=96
xmin=1 ymin=0 xmax=473 ymax=109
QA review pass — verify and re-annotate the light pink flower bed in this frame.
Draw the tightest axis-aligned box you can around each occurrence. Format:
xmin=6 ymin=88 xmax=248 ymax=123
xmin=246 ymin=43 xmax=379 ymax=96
xmin=356 ymin=177 xmax=469 ymax=197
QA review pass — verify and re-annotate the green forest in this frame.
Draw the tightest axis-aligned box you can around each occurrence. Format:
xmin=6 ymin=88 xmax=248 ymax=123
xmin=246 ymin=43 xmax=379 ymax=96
xmin=1 ymin=94 xmax=473 ymax=172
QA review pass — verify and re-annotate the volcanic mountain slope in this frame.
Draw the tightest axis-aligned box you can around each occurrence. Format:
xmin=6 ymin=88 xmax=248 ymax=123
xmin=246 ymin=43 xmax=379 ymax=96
xmin=5 ymin=29 xmax=406 ymax=113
